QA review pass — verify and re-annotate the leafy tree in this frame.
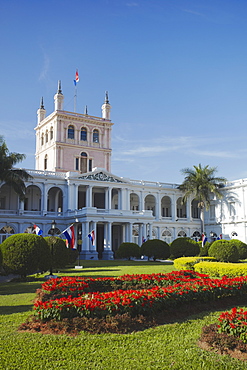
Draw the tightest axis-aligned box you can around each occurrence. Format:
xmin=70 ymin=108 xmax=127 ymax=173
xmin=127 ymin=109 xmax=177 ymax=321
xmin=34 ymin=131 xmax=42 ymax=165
xmin=44 ymin=237 xmax=69 ymax=273
xmin=170 ymin=237 xmax=200 ymax=259
xmin=0 ymin=136 xmax=32 ymax=200
xmin=140 ymin=239 xmax=170 ymax=261
xmin=208 ymin=239 xmax=239 ymax=262
xmin=116 ymin=242 xmax=141 ymax=260
xmin=178 ymin=164 xmax=226 ymax=233
xmin=0 ymin=233 xmax=51 ymax=278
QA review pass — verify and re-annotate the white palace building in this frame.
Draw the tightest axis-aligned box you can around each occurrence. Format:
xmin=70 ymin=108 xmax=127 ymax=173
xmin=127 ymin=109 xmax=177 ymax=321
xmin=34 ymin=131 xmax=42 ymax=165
xmin=0 ymin=82 xmax=247 ymax=259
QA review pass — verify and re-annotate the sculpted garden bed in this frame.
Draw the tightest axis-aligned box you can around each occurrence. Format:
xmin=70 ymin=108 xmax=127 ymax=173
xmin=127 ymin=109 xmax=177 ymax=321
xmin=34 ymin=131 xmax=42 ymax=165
xmin=19 ymin=270 xmax=247 ymax=361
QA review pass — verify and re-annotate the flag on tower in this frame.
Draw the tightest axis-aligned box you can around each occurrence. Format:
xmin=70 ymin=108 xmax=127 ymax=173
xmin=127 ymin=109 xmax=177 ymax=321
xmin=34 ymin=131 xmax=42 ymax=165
xmin=33 ymin=224 xmax=43 ymax=236
xmin=62 ymin=225 xmax=76 ymax=249
xmin=88 ymin=230 xmax=95 ymax=245
xmin=74 ymin=69 xmax=79 ymax=86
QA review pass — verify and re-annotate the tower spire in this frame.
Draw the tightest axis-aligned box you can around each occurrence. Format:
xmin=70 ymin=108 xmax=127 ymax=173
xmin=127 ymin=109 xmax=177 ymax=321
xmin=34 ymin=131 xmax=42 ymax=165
xmin=101 ymin=91 xmax=111 ymax=120
xmin=105 ymin=91 xmax=109 ymax=104
xmin=57 ymin=80 xmax=63 ymax=94
xmin=40 ymin=96 xmax=45 ymax=109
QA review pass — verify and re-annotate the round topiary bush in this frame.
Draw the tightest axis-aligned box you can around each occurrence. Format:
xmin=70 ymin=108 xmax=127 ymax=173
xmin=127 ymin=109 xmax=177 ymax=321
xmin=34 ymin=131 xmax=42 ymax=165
xmin=170 ymin=237 xmax=200 ymax=259
xmin=1 ymin=233 xmax=51 ymax=277
xmin=140 ymin=239 xmax=170 ymax=261
xmin=228 ymin=239 xmax=247 ymax=260
xmin=116 ymin=242 xmax=141 ymax=260
xmin=44 ymin=237 xmax=69 ymax=270
xmin=208 ymin=240 xmax=239 ymax=262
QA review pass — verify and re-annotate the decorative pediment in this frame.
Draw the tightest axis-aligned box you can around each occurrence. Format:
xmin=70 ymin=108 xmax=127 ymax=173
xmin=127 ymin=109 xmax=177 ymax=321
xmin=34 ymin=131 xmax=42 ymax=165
xmin=79 ymin=169 xmax=128 ymax=183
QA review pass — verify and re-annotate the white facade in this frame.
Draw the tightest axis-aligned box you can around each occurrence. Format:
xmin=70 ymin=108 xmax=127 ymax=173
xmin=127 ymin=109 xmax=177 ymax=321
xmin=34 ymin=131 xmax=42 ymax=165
xmin=0 ymin=83 xmax=246 ymax=258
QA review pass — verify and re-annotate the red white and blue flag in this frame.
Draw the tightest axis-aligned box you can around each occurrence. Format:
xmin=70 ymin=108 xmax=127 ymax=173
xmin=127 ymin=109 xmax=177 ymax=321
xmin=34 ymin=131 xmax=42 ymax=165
xmin=33 ymin=224 xmax=43 ymax=236
xmin=74 ymin=69 xmax=79 ymax=86
xmin=217 ymin=234 xmax=222 ymax=240
xmin=62 ymin=225 xmax=76 ymax=249
xmin=88 ymin=230 xmax=95 ymax=245
xmin=202 ymin=233 xmax=207 ymax=247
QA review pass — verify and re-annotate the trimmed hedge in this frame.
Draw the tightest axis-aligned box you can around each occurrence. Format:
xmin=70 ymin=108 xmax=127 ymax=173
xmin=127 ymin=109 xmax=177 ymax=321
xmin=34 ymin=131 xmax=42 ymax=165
xmin=173 ymin=256 xmax=216 ymax=271
xmin=140 ymin=239 xmax=170 ymax=261
xmin=170 ymin=237 xmax=200 ymax=259
xmin=116 ymin=242 xmax=141 ymax=260
xmin=208 ymin=240 xmax=239 ymax=262
xmin=194 ymin=261 xmax=247 ymax=278
xmin=198 ymin=241 xmax=212 ymax=257
xmin=0 ymin=233 xmax=51 ymax=277
xmin=229 ymin=239 xmax=247 ymax=260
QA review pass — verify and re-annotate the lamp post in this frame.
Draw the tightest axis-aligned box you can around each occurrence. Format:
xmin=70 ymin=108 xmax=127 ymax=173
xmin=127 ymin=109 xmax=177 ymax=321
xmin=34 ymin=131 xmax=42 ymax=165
xmin=49 ymin=219 xmax=57 ymax=276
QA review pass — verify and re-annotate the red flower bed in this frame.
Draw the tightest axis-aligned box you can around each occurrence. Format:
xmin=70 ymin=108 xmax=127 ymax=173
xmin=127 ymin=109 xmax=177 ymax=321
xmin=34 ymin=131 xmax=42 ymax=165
xmin=33 ymin=272 xmax=247 ymax=322
xmin=218 ymin=307 xmax=247 ymax=342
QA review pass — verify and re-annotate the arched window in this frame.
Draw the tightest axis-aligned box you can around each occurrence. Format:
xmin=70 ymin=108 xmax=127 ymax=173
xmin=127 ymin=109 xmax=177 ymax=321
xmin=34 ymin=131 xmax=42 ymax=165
xmin=44 ymin=155 xmax=48 ymax=170
xmin=41 ymin=134 xmax=44 ymax=146
xmin=81 ymin=128 xmax=87 ymax=141
xmin=45 ymin=130 xmax=48 ymax=143
xmin=93 ymin=129 xmax=99 ymax=143
xmin=50 ymin=127 xmax=53 ymax=140
xmin=68 ymin=125 xmax=75 ymax=139
xmin=178 ymin=230 xmax=187 ymax=237
xmin=80 ymin=152 xmax=87 ymax=173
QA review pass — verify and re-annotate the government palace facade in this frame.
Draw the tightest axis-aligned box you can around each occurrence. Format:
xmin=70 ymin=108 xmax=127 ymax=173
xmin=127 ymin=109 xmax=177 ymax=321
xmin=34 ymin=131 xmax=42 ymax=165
xmin=0 ymin=82 xmax=246 ymax=259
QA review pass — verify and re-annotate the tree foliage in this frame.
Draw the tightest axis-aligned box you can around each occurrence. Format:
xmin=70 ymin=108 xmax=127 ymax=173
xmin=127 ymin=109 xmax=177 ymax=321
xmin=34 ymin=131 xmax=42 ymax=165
xmin=208 ymin=240 xmax=239 ymax=263
xmin=179 ymin=164 xmax=226 ymax=210
xmin=44 ymin=237 xmax=69 ymax=269
xmin=170 ymin=237 xmax=200 ymax=259
xmin=0 ymin=233 xmax=51 ymax=277
xmin=140 ymin=239 xmax=170 ymax=261
xmin=116 ymin=242 xmax=141 ymax=260
xmin=0 ymin=136 xmax=32 ymax=200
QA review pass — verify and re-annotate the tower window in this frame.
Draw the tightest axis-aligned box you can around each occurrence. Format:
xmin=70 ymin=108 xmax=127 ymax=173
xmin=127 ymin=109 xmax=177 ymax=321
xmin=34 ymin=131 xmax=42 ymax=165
xmin=41 ymin=134 xmax=44 ymax=146
xmin=50 ymin=127 xmax=53 ymax=140
xmin=45 ymin=130 xmax=48 ymax=143
xmin=81 ymin=128 xmax=87 ymax=141
xmin=93 ymin=129 xmax=99 ymax=143
xmin=68 ymin=125 xmax=74 ymax=139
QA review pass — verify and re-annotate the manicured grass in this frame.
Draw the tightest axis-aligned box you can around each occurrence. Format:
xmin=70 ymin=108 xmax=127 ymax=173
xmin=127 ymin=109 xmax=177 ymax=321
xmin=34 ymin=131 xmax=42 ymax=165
xmin=1 ymin=260 xmax=247 ymax=369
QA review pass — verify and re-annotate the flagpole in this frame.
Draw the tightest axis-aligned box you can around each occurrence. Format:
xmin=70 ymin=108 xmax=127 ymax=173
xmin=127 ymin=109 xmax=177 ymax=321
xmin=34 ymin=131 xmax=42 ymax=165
xmin=74 ymin=85 xmax=77 ymax=112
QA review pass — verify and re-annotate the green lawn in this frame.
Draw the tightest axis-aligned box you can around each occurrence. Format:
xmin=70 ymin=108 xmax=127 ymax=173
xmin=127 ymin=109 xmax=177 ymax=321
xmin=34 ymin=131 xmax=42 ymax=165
xmin=0 ymin=260 xmax=247 ymax=370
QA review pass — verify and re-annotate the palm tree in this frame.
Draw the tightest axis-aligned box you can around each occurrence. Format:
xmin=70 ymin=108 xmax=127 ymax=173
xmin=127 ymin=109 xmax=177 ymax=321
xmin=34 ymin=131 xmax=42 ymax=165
xmin=178 ymin=164 xmax=227 ymax=234
xmin=0 ymin=136 xmax=32 ymax=200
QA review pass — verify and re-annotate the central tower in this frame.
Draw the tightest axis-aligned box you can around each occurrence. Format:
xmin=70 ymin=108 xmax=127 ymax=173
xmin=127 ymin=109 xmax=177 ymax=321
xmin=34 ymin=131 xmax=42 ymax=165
xmin=35 ymin=82 xmax=113 ymax=173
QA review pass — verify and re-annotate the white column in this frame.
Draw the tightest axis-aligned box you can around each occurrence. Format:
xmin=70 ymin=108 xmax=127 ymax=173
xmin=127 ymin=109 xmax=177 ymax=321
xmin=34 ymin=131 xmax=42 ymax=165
xmin=140 ymin=191 xmax=144 ymax=211
xmin=156 ymin=192 xmax=160 ymax=220
xmin=83 ymin=222 xmax=90 ymax=251
xmin=86 ymin=185 xmax=93 ymax=207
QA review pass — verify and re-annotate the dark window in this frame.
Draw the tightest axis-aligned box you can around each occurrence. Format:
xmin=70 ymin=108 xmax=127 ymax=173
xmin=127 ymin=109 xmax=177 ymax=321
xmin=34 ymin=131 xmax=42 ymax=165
xmin=89 ymin=159 xmax=92 ymax=172
xmin=44 ymin=155 xmax=48 ymax=170
xmin=75 ymin=158 xmax=79 ymax=171
xmin=68 ymin=125 xmax=74 ymax=139
xmin=81 ymin=128 xmax=87 ymax=141
xmin=93 ymin=129 xmax=99 ymax=143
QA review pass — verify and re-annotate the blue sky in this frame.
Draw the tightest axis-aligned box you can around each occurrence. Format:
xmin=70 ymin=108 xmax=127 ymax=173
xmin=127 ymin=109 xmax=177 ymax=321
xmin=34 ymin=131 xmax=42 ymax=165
xmin=1 ymin=0 xmax=247 ymax=184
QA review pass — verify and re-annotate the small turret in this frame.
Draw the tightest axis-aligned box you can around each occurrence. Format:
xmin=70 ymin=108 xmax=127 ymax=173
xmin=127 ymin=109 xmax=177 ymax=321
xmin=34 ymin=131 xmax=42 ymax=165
xmin=54 ymin=80 xmax=64 ymax=111
xmin=101 ymin=91 xmax=111 ymax=120
xmin=37 ymin=96 xmax=46 ymax=124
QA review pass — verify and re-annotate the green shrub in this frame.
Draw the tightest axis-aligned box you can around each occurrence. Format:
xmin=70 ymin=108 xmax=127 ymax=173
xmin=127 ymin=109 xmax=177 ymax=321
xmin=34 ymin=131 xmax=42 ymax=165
xmin=194 ymin=261 xmax=247 ymax=277
xmin=44 ymin=237 xmax=69 ymax=270
xmin=68 ymin=248 xmax=79 ymax=264
xmin=169 ymin=238 xmax=200 ymax=259
xmin=229 ymin=239 xmax=247 ymax=260
xmin=116 ymin=242 xmax=141 ymax=260
xmin=174 ymin=256 xmax=216 ymax=270
xmin=198 ymin=241 xmax=212 ymax=257
xmin=0 ymin=233 xmax=51 ymax=277
xmin=140 ymin=239 xmax=170 ymax=261
xmin=208 ymin=240 xmax=239 ymax=263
